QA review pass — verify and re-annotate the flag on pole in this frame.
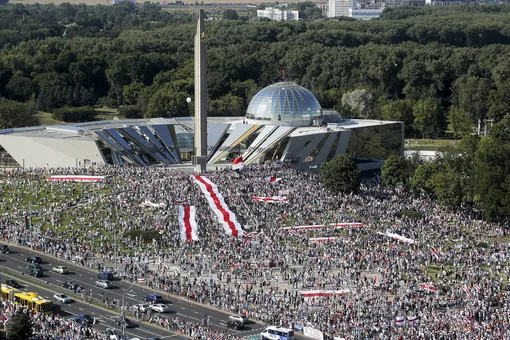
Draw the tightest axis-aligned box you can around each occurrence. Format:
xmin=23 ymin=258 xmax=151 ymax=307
xmin=462 ymin=285 xmax=471 ymax=298
xmin=232 ymin=157 xmax=244 ymax=171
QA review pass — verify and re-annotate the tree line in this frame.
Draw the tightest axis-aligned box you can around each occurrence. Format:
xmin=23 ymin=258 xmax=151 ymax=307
xmin=0 ymin=4 xmax=509 ymax=136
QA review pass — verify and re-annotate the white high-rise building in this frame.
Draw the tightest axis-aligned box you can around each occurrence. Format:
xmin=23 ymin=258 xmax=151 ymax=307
xmin=257 ymin=7 xmax=299 ymax=21
xmin=328 ymin=0 xmax=357 ymax=17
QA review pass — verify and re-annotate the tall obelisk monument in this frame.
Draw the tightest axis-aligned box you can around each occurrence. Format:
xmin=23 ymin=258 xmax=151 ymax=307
xmin=193 ymin=9 xmax=207 ymax=173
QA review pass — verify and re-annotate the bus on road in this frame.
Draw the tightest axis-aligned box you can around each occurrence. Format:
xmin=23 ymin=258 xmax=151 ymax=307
xmin=260 ymin=326 xmax=295 ymax=340
xmin=13 ymin=291 xmax=53 ymax=315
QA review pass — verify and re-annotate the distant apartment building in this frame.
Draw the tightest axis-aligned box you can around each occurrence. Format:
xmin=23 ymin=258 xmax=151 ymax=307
xmin=328 ymin=0 xmax=358 ymax=17
xmin=257 ymin=7 xmax=299 ymax=21
xmin=425 ymin=0 xmax=479 ymax=5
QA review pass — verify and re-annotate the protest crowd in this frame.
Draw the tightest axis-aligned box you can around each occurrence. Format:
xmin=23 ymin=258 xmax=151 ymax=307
xmin=0 ymin=163 xmax=508 ymax=339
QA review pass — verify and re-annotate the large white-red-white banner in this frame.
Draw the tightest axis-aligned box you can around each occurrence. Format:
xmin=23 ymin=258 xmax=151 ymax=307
xmin=300 ymin=289 xmax=350 ymax=298
xmin=309 ymin=237 xmax=337 ymax=243
xmin=48 ymin=175 xmax=104 ymax=182
xmin=252 ymin=196 xmax=288 ymax=203
xmin=178 ymin=206 xmax=199 ymax=242
xmin=193 ymin=175 xmax=244 ymax=237
xmin=280 ymin=222 xmax=364 ymax=232
xmin=377 ymin=230 xmax=415 ymax=244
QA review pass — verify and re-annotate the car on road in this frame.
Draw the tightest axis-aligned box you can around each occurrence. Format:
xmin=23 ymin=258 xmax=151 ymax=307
xmin=95 ymin=280 xmax=113 ymax=289
xmin=220 ymin=320 xmax=244 ymax=330
xmin=69 ymin=314 xmax=94 ymax=325
xmin=133 ymin=304 xmax=151 ymax=312
xmin=144 ymin=294 xmax=163 ymax=303
xmin=25 ymin=255 xmax=41 ymax=263
xmin=52 ymin=266 xmax=70 ymax=274
xmin=104 ymin=328 xmax=120 ymax=340
xmin=229 ymin=314 xmax=249 ymax=324
xmin=53 ymin=293 xmax=72 ymax=304
xmin=150 ymin=303 xmax=170 ymax=313
xmin=61 ymin=281 xmax=79 ymax=290
xmin=28 ymin=269 xmax=43 ymax=277
xmin=0 ymin=245 xmax=10 ymax=254
xmin=114 ymin=317 xmax=135 ymax=328
xmin=27 ymin=263 xmax=43 ymax=271
xmin=97 ymin=272 xmax=114 ymax=280
xmin=4 ymin=280 xmax=21 ymax=288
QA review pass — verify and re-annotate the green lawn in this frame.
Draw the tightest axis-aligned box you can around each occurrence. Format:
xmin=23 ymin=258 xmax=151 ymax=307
xmin=405 ymin=138 xmax=457 ymax=151
xmin=34 ymin=112 xmax=62 ymax=126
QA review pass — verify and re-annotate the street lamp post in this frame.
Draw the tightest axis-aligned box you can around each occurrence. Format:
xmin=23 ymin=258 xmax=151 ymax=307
xmin=121 ymin=280 xmax=137 ymax=337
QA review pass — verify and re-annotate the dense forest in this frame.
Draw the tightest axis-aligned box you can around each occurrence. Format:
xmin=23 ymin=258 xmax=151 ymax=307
xmin=1 ymin=4 xmax=510 ymax=138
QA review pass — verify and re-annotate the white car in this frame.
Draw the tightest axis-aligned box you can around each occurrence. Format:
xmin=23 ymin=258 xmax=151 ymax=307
xmin=229 ymin=314 xmax=249 ymax=324
xmin=95 ymin=280 xmax=113 ymax=289
xmin=150 ymin=303 xmax=170 ymax=313
xmin=52 ymin=266 xmax=70 ymax=274
xmin=53 ymin=293 xmax=72 ymax=304
xmin=104 ymin=328 xmax=120 ymax=340
xmin=133 ymin=304 xmax=151 ymax=312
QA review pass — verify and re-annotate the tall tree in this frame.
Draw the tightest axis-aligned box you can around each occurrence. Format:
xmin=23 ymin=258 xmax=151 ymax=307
xmin=412 ymin=98 xmax=443 ymax=138
xmin=6 ymin=311 xmax=33 ymax=340
xmin=448 ymin=107 xmax=473 ymax=139
xmin=320 ymin=154 xmax=361 ymax=194
xmin=380 ymin=99 xmax=414 ymax=136
xmin=341 ymin=89 xmax=375 ymax=119
xmin=381 ymin=154 xmax=410 ymax=187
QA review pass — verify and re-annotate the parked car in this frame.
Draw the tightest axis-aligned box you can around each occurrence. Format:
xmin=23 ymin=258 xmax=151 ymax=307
xmin=28 ymin=269 xmax=43 ymax=277
xmin=150 ymin=304 xmax=170 ymax=313
xmin=4 ymin=280 xmax=21 ymax=288
xmin=27 ymin=263 xmax=42 ymax=271
xmin=52 ymin=266 xmax=70 ymax=274
xmin=220 ymin=320 xmax=244 ymax=330
xmin=61 ymin=281 xmax=79 ymax=290
xmin=114 ymin=317 xmax=135 ymax=328
xmin=229 ymin=314 xmax=249 ymax=324
xmin=25 ymin=255 xmax=41 ymax=263
xmin=144 ymin=294 xmax=163 ymax=303
xmin=53 ymin=293 xmax=72 ymax=304
xmin=95 ymin=280 xmax=113 ymax=289
xmin=133 ymin=304 xmax=151 ymax=312
xmin=97 ymin=272 xmax=114 ymax=280
xmin=0 ymin=245 xmax=10 ymax=254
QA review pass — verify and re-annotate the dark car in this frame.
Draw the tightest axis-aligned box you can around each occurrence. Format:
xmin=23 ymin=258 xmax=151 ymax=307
xmin=97 ymin=272 xmax=114 ymax=280
xmin=27 ymin=263 xmax=43 ymax=271
xmin=0 ymin=245 xmax=10 ymax=254
xmin=28 ymin=269 xmax=43 ymax=277
xmin=77 ymin=314 xmax=94 ymax=325
xmin=25 ymin=255 xmax=42 ymax=264
xmin=114 ymin=317 xmax=135 ymax=328
xmin=220 ymin=320 xmax=244 ymax=330
xmin=5 ymin=280 xmax=21 ymax=288
xmin=144 ymin=294 xmax=163 ymax=303
xmin=61 ymin=281 xmax=79 ymax=290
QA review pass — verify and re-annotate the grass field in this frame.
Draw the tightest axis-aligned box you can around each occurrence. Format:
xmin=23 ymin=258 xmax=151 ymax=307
xmin=404 ymin=138 xmax=457 ymax=151
xmin=34 ymin=109 xmax=120 ymax=126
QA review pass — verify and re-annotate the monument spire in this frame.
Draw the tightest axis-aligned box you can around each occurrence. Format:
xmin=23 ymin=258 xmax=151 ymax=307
xmin=193 ymin=9 xmax=208 ymax=173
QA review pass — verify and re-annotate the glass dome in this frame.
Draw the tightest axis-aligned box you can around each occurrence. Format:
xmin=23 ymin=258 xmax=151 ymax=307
xmin=246 ymin=82 xmax=322 ymax=127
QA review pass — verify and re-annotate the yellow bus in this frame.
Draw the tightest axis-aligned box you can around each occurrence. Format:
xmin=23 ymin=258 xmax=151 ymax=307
xmin=13 ymin=292 xmax=53 ymax=315
xmin=1 ymin=284 xmax=19 ymax=301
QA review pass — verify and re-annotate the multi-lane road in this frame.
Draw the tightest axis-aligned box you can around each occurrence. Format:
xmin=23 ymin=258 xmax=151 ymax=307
xmin=0 ymin=245 xmax=271 ymax=340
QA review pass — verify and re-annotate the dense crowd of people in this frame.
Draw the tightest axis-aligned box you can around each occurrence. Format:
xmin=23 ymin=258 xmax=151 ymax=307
xmin=0 ymin=163 xmax=508 ymax=339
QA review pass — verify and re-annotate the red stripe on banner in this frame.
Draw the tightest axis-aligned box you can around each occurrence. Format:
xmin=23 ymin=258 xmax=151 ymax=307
xmin=183 ymin=206 xmax=192 ymax=242
xmin=195 ymin=175 xmax=238 ymax=237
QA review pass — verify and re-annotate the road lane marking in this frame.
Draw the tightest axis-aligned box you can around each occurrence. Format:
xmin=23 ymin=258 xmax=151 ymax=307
xmin=56 ymin=280 xmax=63 ymax=283
xmin=79 ymin=308 xmax=84 ymax=311
xmin=16 ymin=266 xmax=22 ymax=269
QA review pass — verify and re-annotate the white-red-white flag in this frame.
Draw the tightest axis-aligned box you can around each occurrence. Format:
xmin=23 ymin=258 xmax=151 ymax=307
xmin=431 ymin=247 xmax=440 ymax=259
xmin=252 ymin=196 xmax=288 ymax=203
xmin=232 ymin=157 xmax=244 ymax=171
xmin=462 ymin=285 xmax=471 ymax=298
xmin=178 ymin=206 xmax=199 ymax=242
xmin=264 ymin=176 xmax=281 ymax=183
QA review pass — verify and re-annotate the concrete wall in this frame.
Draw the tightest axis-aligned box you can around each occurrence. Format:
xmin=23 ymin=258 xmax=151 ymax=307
xmin=0 ymin=135 xmax=105 ymax=168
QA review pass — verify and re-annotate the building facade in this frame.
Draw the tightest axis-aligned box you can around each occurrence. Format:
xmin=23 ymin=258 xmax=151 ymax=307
xmin=328 ymin=0 xmax=357 ymax=18
xmin=0 ymin=82 xmax=403 ymax=172
xmin=257 ymin=8 xmax=299 ymax=21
